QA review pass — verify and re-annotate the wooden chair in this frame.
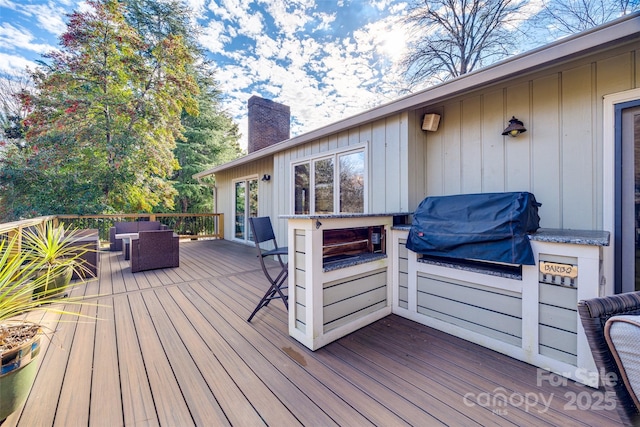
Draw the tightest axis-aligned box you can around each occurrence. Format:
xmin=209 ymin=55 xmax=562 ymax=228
xmin=247 ymin=217 xmax=288 ymax=322
xmin=578 ymin=292 xmax=640 ymax=426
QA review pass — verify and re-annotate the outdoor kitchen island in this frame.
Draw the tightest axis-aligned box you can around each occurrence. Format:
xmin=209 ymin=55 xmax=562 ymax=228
xmin=391 ymin=225 xmax=610 ymax=386
xmin=282 ymin=213 xmax=409 ymax=350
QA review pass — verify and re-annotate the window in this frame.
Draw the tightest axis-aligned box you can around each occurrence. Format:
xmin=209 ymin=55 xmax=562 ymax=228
xmin=293 ymin=148 xmax=366 ymax=214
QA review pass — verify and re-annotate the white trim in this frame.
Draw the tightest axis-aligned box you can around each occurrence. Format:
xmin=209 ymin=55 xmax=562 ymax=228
xmin=289 ymin=144 xmax=369 ymax=215
xmin=603 ymin=88 xmax=640 ymax=296
xmin=231 ymin=176 xmax=259 ymax=244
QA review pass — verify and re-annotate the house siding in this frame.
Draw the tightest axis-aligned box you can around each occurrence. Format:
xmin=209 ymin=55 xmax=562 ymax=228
xmin=414 ymin=44 xmax=639 ymax=230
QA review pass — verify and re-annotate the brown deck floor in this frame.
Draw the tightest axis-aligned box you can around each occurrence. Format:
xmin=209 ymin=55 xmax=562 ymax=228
xmin=4 ymin=239 xmax=624 ymax=426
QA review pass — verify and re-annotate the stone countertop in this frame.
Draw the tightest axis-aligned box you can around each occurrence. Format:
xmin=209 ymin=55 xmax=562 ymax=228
xmin=528 ymin=228 xmax=610 ymax=246
xmin=392 ymin=226 xmax=610 ymax=247
xmin=322 ymin=253 xmax=387 ymax=272
xmin=280 ymin=212 xmax=411 ymax=220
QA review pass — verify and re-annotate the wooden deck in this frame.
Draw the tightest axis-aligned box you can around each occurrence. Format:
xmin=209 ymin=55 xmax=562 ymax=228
xmin=4 ymin=239 xmax=624 ymax=426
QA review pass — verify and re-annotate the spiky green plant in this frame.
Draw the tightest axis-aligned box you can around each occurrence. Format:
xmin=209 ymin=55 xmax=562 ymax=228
xmin=0 ymin=222 xmax=96 ymax=350
xmin=22 ymin=222 xmax=95 ymax=298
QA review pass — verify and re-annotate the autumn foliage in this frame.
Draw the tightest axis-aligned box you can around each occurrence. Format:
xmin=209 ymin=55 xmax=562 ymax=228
xmin=3 ymin=0 xmax=200 ymax=216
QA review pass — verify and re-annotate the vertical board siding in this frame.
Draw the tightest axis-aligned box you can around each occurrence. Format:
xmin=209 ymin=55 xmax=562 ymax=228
xmin=460 ymin=96 xmax=483 ymax=194
xmin=505 ymin=82 xmax=532 ymax=192
xmin=416 ymin=273 xmax=523 ymax=346
xmin=561 ymin=63 xmax=595 ymax=229
xmin=531 ymin=74 xmax=561 ymax=227
xmin=442 ymin=103 xmax=462 ymax=196
xmin=538 ymin=281 xmax=578 ymax=365
xmin=294 ymin=229 xmax=307 ymax=332
xmin=482 ymin=89 xmax=506 ymax=193
xmin=419 ymin=44 xmax=639 ymax=229
xmin=323 ymin=269 xmax=387 ymax=332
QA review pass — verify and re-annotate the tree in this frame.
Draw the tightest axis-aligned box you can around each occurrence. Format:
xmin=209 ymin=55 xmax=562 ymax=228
xmin=122 ymin=0 xmax=243 ymax=213
xmin=173 ymin=79 xmax=242 ymax=213
xmin=401 ymin=0 xmax=528 ymax=88
xmin=0 ymin=72 xmax=31 ymax=148
xmin=2 ymin=0 xmax=199 ymax=219
xmin=539 ymin=0 xmax=639 ymax=37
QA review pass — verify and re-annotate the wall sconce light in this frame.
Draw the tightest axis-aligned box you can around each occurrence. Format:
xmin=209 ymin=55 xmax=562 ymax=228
xmin=502 ymin=116 xmax=527 ymax=137
xmin=422 ymin=113 xmax=441 ymax=132
xmin=261 ymin=174 xmax=271 ymax=182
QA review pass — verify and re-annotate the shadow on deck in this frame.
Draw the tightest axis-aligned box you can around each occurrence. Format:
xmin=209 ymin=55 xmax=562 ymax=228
xmin=4 ymin=239 xmax=623 ymax=426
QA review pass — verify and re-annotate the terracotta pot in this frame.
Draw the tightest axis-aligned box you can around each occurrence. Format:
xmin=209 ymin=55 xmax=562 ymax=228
xmin=0 ymin=331 xmax=41 ymax=423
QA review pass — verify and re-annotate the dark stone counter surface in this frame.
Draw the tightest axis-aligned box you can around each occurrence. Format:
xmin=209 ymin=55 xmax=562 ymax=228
xmin=322 ymin=253 xmax=387 ymax=272
xmin=392 ymin=225 xmax=610 ymax=247
xmin=417 ymin=256 xmax=522 ymax=280
xmin=528 ymin=228 xmax=610 ymax=246
xmin=281 ymin=212 xmax=411 ymax=220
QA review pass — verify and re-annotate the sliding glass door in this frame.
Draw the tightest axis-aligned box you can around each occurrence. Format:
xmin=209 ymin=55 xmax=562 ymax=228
xmin=234 ymin=178 xmax=258 ymax=242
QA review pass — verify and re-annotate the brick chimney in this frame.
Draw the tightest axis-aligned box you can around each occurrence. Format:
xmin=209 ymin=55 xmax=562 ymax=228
xmin=247 ymin=96 xmax=290 ymax=153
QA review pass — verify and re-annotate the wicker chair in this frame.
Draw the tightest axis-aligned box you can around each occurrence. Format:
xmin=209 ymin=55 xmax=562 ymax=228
xmin=578 ymin=292 xmax=640 ymax=426
xmin=130 ymin=230 xmax=179 ymax=273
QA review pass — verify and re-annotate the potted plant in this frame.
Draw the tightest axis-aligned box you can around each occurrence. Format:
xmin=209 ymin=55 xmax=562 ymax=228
xmin=0 ymin=223 xmax=95 ymax=423
xmin=22 ymin=222 xmax=95 ymax=299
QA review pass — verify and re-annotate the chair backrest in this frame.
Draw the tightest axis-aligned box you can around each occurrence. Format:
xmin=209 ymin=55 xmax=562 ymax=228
xmin=249 ymin=217 xmax=277 ymax=245
xmin=137 ymin=229 xmax=174 ymax=249
xmin=137 ymin=221 xmax=163 ymax=231
xmin=114 ymin=221 xmax=139 ymax=234
xmin=578 ymin=292 xmax=640 ymax=426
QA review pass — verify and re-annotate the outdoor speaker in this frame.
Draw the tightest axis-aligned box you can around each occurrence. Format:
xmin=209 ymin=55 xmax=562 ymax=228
xmin=422 ymin=113 xmax=440 ymax=132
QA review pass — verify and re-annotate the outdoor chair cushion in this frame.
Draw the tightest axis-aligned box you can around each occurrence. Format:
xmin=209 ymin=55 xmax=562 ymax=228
xmin=606 ymin=315 xmax=640 ymax=411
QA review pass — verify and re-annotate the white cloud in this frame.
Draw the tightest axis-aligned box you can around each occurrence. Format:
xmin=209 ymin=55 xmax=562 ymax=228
xmin=0 ymin=23 xmax=55 ymax=53
xmin=259 ymin=0 xmax=315 ymax=34
xmin=205 ymin=1 xmax=410 ymax=149
xmin=0 ymin=52 xmax=37 ymax=76
xmin=22 ymin=3 xmax=69 ymax=35
xmin=199 ymin=20 xmax=231 ymax=53
xmin=184 ymin=0 xmax=206 ymax=17
xmin=311 ymin=12 xmax=335 ymax=32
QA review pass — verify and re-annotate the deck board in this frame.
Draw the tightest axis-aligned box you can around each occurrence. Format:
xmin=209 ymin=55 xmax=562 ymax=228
xmin=3 ymin=239 xmax=625 ymax=427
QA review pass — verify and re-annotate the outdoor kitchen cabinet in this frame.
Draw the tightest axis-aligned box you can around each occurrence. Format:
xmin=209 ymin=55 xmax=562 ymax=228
xmin=282 ymin=213 xmax=407 ymax=350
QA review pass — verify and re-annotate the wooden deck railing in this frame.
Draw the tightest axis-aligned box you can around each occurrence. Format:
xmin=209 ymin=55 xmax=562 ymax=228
xmin=0 ymin=213 xmax=224 ymax=246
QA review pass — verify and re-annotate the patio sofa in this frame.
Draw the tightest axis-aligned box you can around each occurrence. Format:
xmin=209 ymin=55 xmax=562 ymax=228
xmin=109 ymin=221 xmax=167 ymax=252
xmin=130 ymin=230 xmax=179 ymax=273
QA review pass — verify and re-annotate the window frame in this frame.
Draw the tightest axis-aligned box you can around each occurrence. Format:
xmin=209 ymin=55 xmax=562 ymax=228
xmin=290 ymin=144 xmax=368 ymax=215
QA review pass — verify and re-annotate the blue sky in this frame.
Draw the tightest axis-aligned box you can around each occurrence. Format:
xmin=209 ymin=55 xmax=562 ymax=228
xmin=0 ymin=0 xmax=413 ymax=148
